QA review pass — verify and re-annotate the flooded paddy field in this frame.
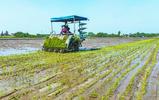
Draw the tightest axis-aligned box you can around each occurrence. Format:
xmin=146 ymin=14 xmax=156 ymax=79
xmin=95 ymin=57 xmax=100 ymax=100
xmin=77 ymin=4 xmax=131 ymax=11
xmin=0 ymin=39 xmax=42 ymax=56
xmin=0 ymin=37 xmax=145 ymax=56
xmin=0 ymin=38 xmax=158 ymax=100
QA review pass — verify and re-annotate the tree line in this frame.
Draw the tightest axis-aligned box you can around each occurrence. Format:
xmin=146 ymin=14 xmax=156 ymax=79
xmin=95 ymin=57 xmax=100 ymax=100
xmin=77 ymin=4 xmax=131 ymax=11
xmin=87 ymin=31 xmax=159 ymax=37
xmin=0 ymin=31 xmax=49 ymax=38
xmin=1 ymin=31 xmax=159 ymax=38
xmin=13 ymin=32 xmax=49 ymax=38
xmin=1 ymin=31 xmax=9 ymax=36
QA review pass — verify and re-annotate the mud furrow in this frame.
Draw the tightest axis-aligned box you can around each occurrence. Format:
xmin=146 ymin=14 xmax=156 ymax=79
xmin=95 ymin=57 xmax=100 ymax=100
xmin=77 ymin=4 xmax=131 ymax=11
xmin=144 ymin=50 xmax=159 ymax=100
xmin=113 ymin=47 xmax=153 ymax=98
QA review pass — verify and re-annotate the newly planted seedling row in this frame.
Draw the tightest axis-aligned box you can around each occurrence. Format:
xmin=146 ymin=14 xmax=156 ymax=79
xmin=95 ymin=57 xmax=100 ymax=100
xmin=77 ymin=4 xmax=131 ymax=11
xmin=0 ymin=38 xmax=158 ymax=100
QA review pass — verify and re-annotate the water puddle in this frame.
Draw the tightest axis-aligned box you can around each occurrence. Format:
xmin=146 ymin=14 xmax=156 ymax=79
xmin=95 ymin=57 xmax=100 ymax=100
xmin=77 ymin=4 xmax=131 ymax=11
xmin=0 ymin=47 xmax=98 ymax=56
xmin=79 ymin=47 xmax=100 ymax=51
xmin=0 ymin=47 xmax=40 ymax=56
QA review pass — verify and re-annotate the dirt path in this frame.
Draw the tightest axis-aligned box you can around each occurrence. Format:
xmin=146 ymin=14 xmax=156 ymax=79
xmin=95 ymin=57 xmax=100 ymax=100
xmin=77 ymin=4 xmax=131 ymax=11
xmin=144 ymin=50 xmax=159 ymax=100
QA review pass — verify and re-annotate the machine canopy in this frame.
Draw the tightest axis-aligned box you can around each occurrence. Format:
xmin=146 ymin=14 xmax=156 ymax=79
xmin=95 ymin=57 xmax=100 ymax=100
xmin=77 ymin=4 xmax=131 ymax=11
xmin=51 ymin=15 xmax=88 ymax=22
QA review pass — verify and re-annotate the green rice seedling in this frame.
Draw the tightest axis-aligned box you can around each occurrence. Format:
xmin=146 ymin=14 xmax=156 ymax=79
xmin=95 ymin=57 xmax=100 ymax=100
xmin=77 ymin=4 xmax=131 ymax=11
xmin=43 ymin=36 xmax=67 ymax=50
xmin=135 ymin=45 xmax=159 ymax=100
xmin=119 ymin=44 xmax=158 ymax=100
xmin=89 ymin=90 xmax=99 ymax=98
xmin=0 ymin=38 xmax=158 ymax=99
xmin=104 ymin=63 xmax=139 ymax=100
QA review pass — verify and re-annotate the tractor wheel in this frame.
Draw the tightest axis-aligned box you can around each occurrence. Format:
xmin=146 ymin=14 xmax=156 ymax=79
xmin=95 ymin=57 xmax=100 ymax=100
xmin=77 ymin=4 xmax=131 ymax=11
xmin=73 ymin=42 xmax=80 ymax=51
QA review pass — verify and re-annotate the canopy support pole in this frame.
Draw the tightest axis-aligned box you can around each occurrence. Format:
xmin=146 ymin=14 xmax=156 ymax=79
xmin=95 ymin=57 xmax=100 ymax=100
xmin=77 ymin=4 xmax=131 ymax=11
xmin=73 ymin=17 xmax=76 ymax=33
xmin=51 ymin=22 xmax=53 ymax=34
xmin=78 ymin=21 xmax=81 ymax=34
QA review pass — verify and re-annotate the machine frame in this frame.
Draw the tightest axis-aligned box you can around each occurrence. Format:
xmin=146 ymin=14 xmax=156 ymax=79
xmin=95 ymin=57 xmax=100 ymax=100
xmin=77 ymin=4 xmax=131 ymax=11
xmin=50 ymin=15 xmax=88 ymax=40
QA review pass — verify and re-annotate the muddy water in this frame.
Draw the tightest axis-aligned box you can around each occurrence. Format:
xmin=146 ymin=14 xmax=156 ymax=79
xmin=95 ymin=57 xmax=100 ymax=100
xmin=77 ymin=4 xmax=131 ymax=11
xmin=144 ymin=51 xmax=159 ymax=100
xmin=112 ymin=48 xmax=153 ymax=99
xmin=82 ymin=37 xmax=146 ymax=49
xmin=0 ymin=39 xmax=43 ymax=56
xmin=0 ymin=47 xmax=39 ymax=56
xmin=0 ymin=38 xmax=142 ymax=56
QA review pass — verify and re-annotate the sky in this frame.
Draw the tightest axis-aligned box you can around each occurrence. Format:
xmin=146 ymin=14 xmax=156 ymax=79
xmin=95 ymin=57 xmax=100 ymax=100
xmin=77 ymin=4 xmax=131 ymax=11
xmin=0 ymin=0 xmax=159 ymax=34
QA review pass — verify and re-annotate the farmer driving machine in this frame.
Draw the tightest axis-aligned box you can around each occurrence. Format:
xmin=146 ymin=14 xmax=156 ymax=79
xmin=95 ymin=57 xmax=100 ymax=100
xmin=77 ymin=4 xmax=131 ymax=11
xmin=43 ymin=15 xmax=88 ymax=52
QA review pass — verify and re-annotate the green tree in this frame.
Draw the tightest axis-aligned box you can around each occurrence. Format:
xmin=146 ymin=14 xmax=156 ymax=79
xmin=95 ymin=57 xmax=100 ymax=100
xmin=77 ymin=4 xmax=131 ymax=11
xmin=1 ymin=31 xmax=4 ymax=36
xmin=118 ymin=31 xmax=121 ymax=36
xmin=87 ymin=32 xmax=95 ymax=36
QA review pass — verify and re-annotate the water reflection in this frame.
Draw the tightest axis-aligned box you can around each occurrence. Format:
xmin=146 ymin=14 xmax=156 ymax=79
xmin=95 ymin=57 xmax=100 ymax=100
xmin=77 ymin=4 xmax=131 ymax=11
xmin=0 ymin=47 xmax=39 ymax=56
